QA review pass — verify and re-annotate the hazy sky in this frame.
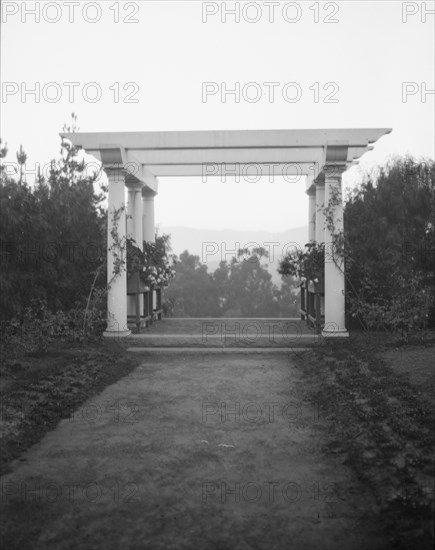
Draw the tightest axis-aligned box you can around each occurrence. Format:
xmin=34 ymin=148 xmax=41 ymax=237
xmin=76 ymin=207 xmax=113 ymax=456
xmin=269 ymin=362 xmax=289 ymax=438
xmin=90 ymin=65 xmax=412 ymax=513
xmin=1 ymin=0 xmax=434 ymax=231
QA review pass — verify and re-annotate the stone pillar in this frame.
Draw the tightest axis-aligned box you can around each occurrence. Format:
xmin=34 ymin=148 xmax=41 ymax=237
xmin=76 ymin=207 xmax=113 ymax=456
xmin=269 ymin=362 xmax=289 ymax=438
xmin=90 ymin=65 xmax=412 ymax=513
xmin=142 ymin=188 xmax=156 ymax=243
xmin=315 ymin=180 xmax=326 ymax=316
xmin=127 ymin=187 xmax=135 ymax=240
xmin=133 ymin=187 xmax=143 ymax=247
xmin=127 ymin=184 xmax=144 ymax=317
xmin=322 ymin=165 xmax=348 ymax=338
xmin=308 ymin=190 xmax=316 ymax=242
xmin=103 ymin=168 xmax=131 ymax=338
xmin=142 ymin=188 xmax=157 ymax=311
xmin=126 ymin=187 xmax=135 ymax=317
xmin=315 ymin=181 xmax=325 ymax=244
xmin=127 ymin=183 xmax=144 ymax=245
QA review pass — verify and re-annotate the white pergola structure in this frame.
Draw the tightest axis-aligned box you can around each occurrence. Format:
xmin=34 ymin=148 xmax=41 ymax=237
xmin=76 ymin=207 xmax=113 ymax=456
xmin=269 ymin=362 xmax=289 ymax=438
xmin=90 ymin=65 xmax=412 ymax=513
xmin=62 ymin=128 xmax=391 ymax=338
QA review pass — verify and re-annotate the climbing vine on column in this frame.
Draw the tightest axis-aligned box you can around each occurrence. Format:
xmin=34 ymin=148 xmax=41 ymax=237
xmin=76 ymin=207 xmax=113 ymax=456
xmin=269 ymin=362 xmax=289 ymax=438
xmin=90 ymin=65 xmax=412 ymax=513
xmin=108 ymin=205 xmax=128 ymax=283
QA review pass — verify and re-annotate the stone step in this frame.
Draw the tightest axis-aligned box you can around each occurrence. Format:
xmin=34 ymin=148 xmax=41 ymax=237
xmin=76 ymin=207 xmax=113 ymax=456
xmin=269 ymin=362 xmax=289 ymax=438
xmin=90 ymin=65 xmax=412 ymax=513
xmin=126 ymin=347 xmax=314 ymax=353
xmin=126 ymin=318 xmax=321 ymax=348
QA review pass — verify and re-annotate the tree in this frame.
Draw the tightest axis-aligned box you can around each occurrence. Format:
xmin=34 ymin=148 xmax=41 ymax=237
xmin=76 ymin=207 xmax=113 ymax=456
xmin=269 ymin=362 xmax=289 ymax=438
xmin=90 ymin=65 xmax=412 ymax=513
xmin=278 ymin=275 xmax=300 ymax=318
xmin=343 ymin=156 xmax=435 ymax=331
xmin=164 ymin=251 xmax=220 ymax=317
xmin=0 ymin=138 xmax=106 ymax=320
xmin=214 ymin=249 xmax=281 ymax=317
xmin=164 ymin=249 xmax=286 ymax=318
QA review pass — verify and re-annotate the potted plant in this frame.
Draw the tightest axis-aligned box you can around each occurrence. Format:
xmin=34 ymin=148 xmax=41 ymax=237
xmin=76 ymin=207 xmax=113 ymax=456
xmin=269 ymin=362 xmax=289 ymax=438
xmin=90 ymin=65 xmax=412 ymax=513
xmin=127 ymin=235 xmax=177 ymax=293
xmin=142 ymin=235 xmax=177 ymax=288
xmin=126 ymin=239 xmax=149 ymax=294
xmin=278 ymin=241 xmax=325 ymax=291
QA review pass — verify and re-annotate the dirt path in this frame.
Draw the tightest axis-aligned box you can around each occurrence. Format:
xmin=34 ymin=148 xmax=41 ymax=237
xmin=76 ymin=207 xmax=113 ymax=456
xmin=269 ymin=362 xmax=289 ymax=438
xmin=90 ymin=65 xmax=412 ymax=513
xmin=1 ymin=350 xmax=387 ymax=549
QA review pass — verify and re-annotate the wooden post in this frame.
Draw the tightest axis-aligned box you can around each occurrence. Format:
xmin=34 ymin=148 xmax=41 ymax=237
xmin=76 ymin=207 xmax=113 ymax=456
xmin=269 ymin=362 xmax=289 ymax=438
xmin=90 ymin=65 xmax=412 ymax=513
xmin=143 ymin=289 xmax=150 ymax=328
xmin=156 ymin=288 xmax=162 ymax=320
xmin=148 ymin=289 xmax=154 ymax=325
xmin=300 ymin=283 xmax=306 ymax=320
xmin=315 ymin=291 xmax=321 ymax=335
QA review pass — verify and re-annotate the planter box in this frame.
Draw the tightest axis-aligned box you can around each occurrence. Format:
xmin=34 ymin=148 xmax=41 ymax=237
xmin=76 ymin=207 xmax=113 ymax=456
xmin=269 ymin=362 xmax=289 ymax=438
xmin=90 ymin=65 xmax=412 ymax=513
xmin=127 ymin=271 xmax=149 ymax=295
xmin=307 ymin=277 xmax=324 ymax=294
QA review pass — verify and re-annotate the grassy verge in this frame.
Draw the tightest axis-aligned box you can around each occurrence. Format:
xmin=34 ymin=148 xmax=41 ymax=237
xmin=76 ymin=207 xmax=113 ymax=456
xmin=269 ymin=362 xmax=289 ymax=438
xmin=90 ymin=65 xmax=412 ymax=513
xmin=0 ymin=340 xmax=143 ymax=476
xmin=295 ymin=332 xmax=434 ymax=550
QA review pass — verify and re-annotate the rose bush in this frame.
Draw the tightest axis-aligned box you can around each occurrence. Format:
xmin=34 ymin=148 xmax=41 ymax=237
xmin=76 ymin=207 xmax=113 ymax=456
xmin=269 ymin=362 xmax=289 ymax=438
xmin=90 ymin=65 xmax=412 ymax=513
xmin=127 ymin=234 xmax=176 ymax=288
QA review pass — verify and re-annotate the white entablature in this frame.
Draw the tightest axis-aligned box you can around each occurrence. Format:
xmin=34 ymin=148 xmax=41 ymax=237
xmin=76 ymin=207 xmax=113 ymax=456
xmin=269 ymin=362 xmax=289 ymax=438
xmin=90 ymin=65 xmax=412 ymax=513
xmin=63 ymin=128 xmax=391 ymax=186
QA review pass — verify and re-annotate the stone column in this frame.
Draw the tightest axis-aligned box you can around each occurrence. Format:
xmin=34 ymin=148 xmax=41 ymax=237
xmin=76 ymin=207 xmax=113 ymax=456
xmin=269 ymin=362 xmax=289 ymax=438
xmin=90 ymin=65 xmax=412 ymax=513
xmin=315 ymin=180 xmax=325 ymax=244
xmin=127 ymin=183 xmax=144 ymax=317
xmin=322 ymin=165 xmax=348 ymax=338
xmin=126 ymin=187 xmax=135 ymax=317
xmin=127 ymin=183 xmax=144 ymax=245
xmin=127 ymin=187 xmax=135 ymax=240
xmin=315 ymin=180 xmax=326 ymax=317
xmin=103 ymin=168 xmax=131 ymax=338
xmin=133 ymin=187 xmax=143 ymax=247
xmin=308 ymin=189 xmax=316 ymax=242
xmin=142 ymin=188 xmax=156 ymax=243
xmin=142 ymin=188 xmax=157 ymax=312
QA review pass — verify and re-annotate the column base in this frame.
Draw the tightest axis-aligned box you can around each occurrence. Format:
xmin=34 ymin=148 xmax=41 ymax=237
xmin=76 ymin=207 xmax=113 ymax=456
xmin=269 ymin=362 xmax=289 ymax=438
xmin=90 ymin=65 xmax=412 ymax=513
xmin=103 ymin=329 xmax=132 ymax=339
xmin=321 ymin=328 xmax=349 ymax=338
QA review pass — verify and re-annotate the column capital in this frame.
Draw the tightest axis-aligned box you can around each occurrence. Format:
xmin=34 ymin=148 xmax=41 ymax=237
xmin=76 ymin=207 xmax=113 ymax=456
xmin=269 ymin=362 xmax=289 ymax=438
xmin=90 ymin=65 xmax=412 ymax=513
xmin=142 ymin=187 xmax=157 ymax=199
xmin=104 ymin=165 xmax=129 ymax=183
xmin=323 ymin=164 xmax=347 ymax=180
xmin=126 ymin=181 xmax=143 ymax=192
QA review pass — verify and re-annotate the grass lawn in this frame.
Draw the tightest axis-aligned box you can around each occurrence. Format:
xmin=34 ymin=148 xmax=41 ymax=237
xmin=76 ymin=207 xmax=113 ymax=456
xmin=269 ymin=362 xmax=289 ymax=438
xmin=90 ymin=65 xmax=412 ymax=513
xmin=294 ymin=332 xmax=435 ymax=550
xmin=0 ymin=341 xmax=143 ymax=476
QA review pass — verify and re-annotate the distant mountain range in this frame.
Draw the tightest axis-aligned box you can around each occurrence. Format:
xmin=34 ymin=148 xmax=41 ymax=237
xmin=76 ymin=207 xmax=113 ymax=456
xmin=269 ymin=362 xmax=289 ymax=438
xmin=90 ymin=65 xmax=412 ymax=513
xmin=158 ymin=226 xmax=309 ymax=287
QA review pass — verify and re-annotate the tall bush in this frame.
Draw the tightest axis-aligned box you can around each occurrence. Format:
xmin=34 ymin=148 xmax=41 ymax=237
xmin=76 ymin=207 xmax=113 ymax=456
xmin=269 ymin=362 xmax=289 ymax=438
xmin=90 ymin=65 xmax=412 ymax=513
xmin=0 ymin=137 xmax=107 ymax=323
xmin=344 ymin=156 xmax=435 ymax=335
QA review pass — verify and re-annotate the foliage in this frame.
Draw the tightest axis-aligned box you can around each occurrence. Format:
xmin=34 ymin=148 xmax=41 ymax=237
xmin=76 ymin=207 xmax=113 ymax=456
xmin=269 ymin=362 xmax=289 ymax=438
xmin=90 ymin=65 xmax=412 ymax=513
xmin=278 ymin=241 xmax=325 ymax=284
xmin=0 ymin=138 xmax=106 ymax=321
xmin=162 ymin=297 xmax=176 ymax=317
xmin=347 ymin=270 xmax=432 ymax=340
xmin=343 ymin=156 xmax=435 ymax=337
xmin=1 ymin=297 xmax=106 ymax=363
xmin=164 ymin=251 xmax=221 ymax=317
xmin=165 ymin=249 xmax=296 ymax=318
xmin=215 ymin=250 xmax=281 ymax=317
xmin=279 ymin=275 xmax=300 ymax=317
xmin=126 ymin=234 xmax=176 ymax=287
xmin=344 ymin=157 xmax=434 ymax=298
xmin=1 ymin=123 xmax=178 ymax=349
xmin=108 ymin=205 xmax=128 ymax=281
xmin=0 ymin=115 xmax=114 ymax=356
xmin=305 ymin=336 xmax=435 ymax=550
xmin=274 ymin=156 xmax=435 ymax=339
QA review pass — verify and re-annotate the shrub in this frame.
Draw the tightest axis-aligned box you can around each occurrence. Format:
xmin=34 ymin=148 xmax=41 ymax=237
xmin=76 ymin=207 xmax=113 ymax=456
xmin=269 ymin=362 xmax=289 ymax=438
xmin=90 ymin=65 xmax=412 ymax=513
xmin=347 ymin=270 xmax=432 ymax=340
xmin=0 ymin=296 xmax=107 ymax=365
xmin=0 ymin=138 xmax=106 ymax=321
xmin=278 ymin=242 xmax=325 ymax=284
